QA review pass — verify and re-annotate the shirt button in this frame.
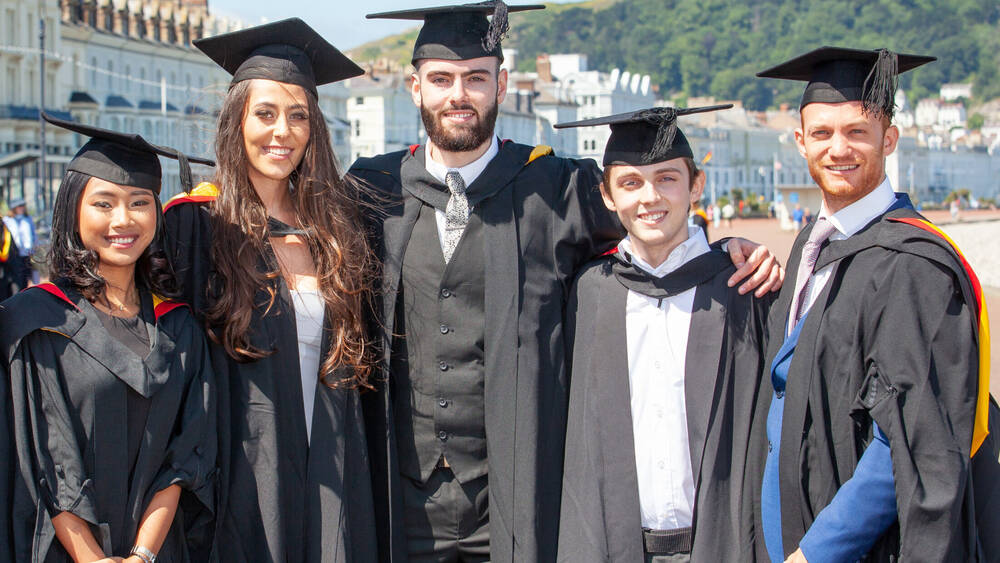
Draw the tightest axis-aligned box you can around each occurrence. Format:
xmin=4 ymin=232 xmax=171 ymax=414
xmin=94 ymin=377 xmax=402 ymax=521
xmin=437 ymin=430 xmax=448 ymax=441
xmin=438 ymin=398 xmax=448 ymax=408
xmin=439 ymin=324 xmax=449 ymax=334
xmin=438 ymin=361 xmax=449 ymax=371
xmin=441 ymin=288 xmax=451 ymax=298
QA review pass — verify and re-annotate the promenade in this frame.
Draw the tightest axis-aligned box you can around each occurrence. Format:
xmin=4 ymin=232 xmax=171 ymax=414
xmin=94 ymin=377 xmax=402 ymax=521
xmin=708 ymin=208 xmax=1000 ymax=397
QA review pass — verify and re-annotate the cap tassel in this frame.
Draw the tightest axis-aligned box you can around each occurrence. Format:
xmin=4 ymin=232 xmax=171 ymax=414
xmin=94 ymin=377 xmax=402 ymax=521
xmin=863 ymin=49 xmax=898 ymax=119
xmin=176 ymin=151 xmax=193 ymax=192
xmin=637 ymin=107 xmax=678 ymax=162
xmin=482 ymin=0 xmax=510 ymax=53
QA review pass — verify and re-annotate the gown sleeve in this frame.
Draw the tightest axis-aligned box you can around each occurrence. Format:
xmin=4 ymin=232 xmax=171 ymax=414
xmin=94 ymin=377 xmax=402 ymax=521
xmin=163 ymin=200 xmax=214 ymax=320
xmin=553 ymin=158 xmax=623 ymax=291
xmin=859 ymin=252 xmax=979 ymax=561
xmin=557 ymin=273 xmax=610 ymax=562
xmin=7 ymin=333 xmax=102 ymax=558
xmin=150 ymin=319 xmax=217 ymax=513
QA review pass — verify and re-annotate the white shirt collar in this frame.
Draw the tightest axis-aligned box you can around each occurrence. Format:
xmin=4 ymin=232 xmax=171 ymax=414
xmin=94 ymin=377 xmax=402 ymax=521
xmin=617 ymin=226 xmax=711 ymax=278
xmin=820 ymin=176 xmax=896 ymax=238
xmin=424 ymin=135 xmax=500 ymax=187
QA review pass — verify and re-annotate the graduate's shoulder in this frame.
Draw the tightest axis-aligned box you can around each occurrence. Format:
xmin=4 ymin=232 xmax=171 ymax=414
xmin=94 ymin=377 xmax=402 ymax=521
xmin=163 ymin=182 xmax=218 ymax=213
xmin=500 ymin=139 xmax=601 ymax=177
xmin=0 ymin=282 xmax=82 ymax=356
xmin=348 ymin=149 xmax=409 ymax=190
xmin=871 ymin=209 xmax=978 ymax=289
xmin=570 ymin=253 xmax=617 ymax=297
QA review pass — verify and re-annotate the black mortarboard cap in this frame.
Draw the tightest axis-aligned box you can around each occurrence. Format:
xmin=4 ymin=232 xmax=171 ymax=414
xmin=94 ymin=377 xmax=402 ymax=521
xmin=42 ymin=112 xmax=214 ymax=195
xmin=555 ymin=105 xmax=733 ymax=167
xmin=367 ymin=2 xmax=545 ymax=64
xmin=193 ymin=18 xmax=364 ymax=99
xmin=756 ymin=46 xmax=935 ymax=118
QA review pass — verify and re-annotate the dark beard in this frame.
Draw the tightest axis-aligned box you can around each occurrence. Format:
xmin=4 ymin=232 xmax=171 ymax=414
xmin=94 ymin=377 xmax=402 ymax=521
xmin=421 ymin=101 xmax=499 ymax=152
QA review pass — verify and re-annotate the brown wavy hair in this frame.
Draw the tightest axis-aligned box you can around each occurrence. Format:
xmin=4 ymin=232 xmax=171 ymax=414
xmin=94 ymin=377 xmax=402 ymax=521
xmin=205 ymin=79 xmax=375 ymax=389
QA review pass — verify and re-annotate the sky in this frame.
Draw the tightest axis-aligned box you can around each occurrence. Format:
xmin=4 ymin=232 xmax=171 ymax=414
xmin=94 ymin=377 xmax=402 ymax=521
xmin=207 ymin=1 xmax=580 ymax=50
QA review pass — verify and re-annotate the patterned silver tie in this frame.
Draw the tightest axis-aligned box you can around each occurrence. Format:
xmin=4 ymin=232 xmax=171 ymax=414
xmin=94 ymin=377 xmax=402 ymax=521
xmin=442 ymin=170 xmax=469 ymax=263
xmin=788 ymin=217 xmax=838 ymax=334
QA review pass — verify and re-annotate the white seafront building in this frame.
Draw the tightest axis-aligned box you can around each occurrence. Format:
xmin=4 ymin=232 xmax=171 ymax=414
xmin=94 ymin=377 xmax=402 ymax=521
xmin=1 ymin=0 xmax=356 ymax=213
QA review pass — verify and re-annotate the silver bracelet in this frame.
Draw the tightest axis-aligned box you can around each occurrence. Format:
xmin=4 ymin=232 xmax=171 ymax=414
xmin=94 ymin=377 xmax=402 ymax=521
xmin=131 ymin=545 xmax=157 ymax=563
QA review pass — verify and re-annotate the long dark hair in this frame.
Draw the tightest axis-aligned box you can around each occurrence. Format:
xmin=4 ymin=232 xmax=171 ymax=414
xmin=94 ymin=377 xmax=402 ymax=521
xmin=206 ymin=79 xmax=376 ymax=389
xmin=48 ymin=170 xmax=179 ymax=302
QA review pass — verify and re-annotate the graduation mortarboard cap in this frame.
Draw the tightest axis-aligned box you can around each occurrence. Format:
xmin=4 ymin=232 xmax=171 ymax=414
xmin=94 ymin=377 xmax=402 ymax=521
xmin=42 ymin=112 xmax=214 ymax=196
xmin=367 ymin=1 xmax=545 ymax=64
xmin=555 ymin=105 xmax=733 ymax=167
xmin=193 ymin=18 xmax=364 ymax=99
xmin=756 ymin=46 xmax=935 ymax=118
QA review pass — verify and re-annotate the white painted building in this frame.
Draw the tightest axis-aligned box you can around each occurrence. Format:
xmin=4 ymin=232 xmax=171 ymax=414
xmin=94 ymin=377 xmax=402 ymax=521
xmin=544 ymin=53 xmax=655 ymax=161
xmin=940 ymin=82 xmax=972 ymax=101
xmin=1 ymin=0 xmax=357 ymax=208
xmin=343 ymin=73 xmax=420 ymax=161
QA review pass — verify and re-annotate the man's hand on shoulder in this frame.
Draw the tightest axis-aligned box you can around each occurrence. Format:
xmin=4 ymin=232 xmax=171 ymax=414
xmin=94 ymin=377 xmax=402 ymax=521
xmin=726 ymin=237 xmax=785 ymax=297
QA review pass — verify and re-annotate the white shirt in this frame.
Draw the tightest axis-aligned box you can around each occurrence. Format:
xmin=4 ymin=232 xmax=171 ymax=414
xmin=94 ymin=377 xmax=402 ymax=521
xmin=788 ymin=177 xmax=897 ymax=334
xmin=424 ymin=136 xmax=500 ymax=251
xmin=620 ymin=226 xmax=710 ymax=530
xmin=290 ymin=289 xmax=325 ymax=443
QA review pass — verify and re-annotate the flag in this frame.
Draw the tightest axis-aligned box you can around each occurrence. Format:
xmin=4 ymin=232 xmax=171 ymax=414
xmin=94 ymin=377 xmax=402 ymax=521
xmin=701 ymin=151 xmax=713 ymax=164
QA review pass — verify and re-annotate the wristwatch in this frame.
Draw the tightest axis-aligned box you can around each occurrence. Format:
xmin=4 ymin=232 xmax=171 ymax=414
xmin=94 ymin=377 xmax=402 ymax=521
xmin=131 ymin=545 xmax=157 ymax=563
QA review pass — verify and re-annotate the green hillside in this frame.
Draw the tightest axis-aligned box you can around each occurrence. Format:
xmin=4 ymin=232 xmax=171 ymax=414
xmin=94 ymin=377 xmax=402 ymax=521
xmin=351 ymin=0 xmax=1000 ymax=111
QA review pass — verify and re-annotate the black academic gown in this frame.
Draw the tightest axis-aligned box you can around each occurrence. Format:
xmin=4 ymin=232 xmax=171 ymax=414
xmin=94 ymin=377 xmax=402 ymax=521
xmin=558 ymin=250 xmax=772 ymax=562
xmin=755 ymin=204 xmax=1000 ymax=561
xmin=163 ymin=196 xmax=378 ymax=563
xmin=349 ymin=141 xmax=623 ymax=563
xmin=0 ymin=281 xmax=216 ymax=562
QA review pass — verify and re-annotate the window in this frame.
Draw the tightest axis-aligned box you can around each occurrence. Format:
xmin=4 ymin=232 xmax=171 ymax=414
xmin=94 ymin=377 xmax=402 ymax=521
xmin=5 ymin=10 xmax=14 ymax=46
xmin=354 ymin=119 xmax=361 ymax=136
xmin=355 ymin=97 xmax=364 ymax=105
xmin=125 ymin=66 xmax=131 ymax=92
xmin=6 ymin=66 xmax=16 ymax=104
xmin=107 ymin=61 xmax=113 ymax=90
xmin=91 ymin=57 xmax=98 ymax=85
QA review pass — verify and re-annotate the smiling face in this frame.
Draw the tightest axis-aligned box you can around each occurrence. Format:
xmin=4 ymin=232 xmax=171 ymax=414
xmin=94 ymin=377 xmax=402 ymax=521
xmin=602 ymin=157 xmax=705 ymax=268
xmin=411 ymin=57 xmax=507 ymax=154
xmin=242 ymin=79 xmax=311 ymax=189
xmin=795 ymin=101 xmax=898 ymax=213
xmin=77 ymin=176 xmax=156 ymax=276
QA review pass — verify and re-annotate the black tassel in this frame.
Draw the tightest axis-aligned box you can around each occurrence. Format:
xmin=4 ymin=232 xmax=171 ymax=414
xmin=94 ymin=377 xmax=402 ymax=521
xmin=175 ymin=150 xmax=193 ymax=192
xmin=636 ymin=107 xmax=678 ymax=162
xmin=863 ymin=49 xmax=898 ymax=119
xmin=482 ymin=0 xmax=510 ymax=53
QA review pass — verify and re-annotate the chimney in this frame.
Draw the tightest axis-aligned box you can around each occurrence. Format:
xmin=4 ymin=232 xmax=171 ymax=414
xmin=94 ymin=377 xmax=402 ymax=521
xmin=114 ymin=5 xmax=128 ymax=35
xmin=536 ymin=54 xmax=552 ymax=83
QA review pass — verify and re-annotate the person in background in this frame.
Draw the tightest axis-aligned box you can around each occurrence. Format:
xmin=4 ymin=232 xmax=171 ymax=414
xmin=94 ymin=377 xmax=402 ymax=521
xmin=791 ymin=203 xmax=804 ymax=230
xmin=5 ymin=197 xmax=35 ymax=286
xmin=690 ymin=199 xmax=709 ymax=239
